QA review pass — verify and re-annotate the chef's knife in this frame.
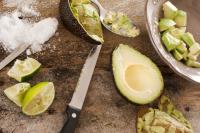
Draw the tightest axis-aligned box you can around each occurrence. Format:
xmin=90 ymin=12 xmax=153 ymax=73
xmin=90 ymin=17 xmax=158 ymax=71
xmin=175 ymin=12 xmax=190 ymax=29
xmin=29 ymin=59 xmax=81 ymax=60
xmin=0 ymin=44 xmax=30 ymax=71
xmin=61 ymin=44 xmax=102 ymax=133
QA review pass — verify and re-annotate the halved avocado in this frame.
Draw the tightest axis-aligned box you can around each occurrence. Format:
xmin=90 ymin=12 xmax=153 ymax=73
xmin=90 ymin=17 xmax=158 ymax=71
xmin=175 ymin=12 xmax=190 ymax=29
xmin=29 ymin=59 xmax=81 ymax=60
xmin=59 ymin=0 xmax=104 ymax=44
xmin=112 ymin=44 xmax=163 ymax=104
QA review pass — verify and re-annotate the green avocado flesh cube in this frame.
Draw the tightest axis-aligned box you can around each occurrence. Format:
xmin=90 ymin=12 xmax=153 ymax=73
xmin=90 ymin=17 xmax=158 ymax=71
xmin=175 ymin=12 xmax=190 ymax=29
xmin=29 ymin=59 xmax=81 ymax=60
xmin=159 ymin=18 xmax=176 ymax=32
xmin=112 ymin=44 xmax=163 ymax=104
xmin=174 ymin=10 xmax=187 ymax=27
xmin=186 ymin=60 xmax=200 ymax=68
xmin=163 ymin=1 xmax=178 ymax=19
xmin=103 ymin=11 xmax=117 ymax=24
xmin=189 ymin=42 xmax=200 ymax=55
xmin=176 ymin=41 xmax=187 ymax=54
xmin=172 ymin=50 xmax=183 ymax=61
xmin=187 ymin=53 xmax=198 ymax=61
xmin=162 ymin=32 xmax=180 ymax=52
xmin=182 ymin=32 xmax=196 ymax=47
xmin=168 ymin=27 xmax=186 ymax=39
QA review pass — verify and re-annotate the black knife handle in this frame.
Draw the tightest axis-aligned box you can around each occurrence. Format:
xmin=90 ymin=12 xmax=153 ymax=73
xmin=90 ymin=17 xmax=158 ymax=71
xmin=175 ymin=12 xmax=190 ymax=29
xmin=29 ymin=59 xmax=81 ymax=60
xmin=60 ymin=106 xmax=81 ymax=133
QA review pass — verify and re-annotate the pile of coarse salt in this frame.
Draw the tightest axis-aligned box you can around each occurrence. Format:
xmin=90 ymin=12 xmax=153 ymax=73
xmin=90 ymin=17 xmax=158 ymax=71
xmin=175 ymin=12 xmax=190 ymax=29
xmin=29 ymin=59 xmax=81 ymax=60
xmin=0 ymin=0 xmax=58 ymax=55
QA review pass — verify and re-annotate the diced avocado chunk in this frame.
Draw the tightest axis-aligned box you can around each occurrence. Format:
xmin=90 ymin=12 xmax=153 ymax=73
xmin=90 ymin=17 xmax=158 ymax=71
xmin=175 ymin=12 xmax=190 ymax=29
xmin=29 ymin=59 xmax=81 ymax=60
xmin=189 ymin=42 xmax=200 ymax=55
xmin=186 ymin=60 xmax=200 ymax=68
xmin=176 ymin=41 xmax=187 ymax=54
xmin=162 ymin=32 xmax=180 ymax=52
xmin=182 ymin=32 xmax=196 ymax=47
xmin=187 ymin=53 xmax=198 ymax=61
xmin=103 ymin=11 xmax=117 ymax=24
xmin=150 ymin=126 xmax=165 ymax=133
xmin=163 ymin=1 xmax=178 ymax=19
xmin=159 ymin=18 xmax=176 ymax=32
xmin=174 ymin=10 xmax=187 ymax=27
xmin=168 ymin=27 xmax=186 ymax=39
xmin=173 ymin=50 xmax=183 ymax=61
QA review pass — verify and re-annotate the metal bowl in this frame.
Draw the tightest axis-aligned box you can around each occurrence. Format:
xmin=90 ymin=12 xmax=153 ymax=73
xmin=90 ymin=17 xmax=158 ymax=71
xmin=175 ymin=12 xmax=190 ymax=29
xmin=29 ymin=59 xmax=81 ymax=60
xmin=145 ymin=0 xmax=200 ymax=83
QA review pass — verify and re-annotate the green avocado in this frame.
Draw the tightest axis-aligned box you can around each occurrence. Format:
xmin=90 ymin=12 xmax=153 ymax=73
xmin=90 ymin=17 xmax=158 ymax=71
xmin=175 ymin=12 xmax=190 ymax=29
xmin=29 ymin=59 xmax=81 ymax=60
xmin=112 ymin=44 xmax=163 ymax=104
xmin=59 ymin=0 xmax=104 ymax=44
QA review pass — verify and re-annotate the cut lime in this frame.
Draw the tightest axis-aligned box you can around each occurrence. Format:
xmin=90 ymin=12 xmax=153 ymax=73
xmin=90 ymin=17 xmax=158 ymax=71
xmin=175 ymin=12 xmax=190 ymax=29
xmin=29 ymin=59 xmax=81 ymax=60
xmin=7 ymin=57 xmax=41 ymax=82
xmin=4 ymin=83 xmax=31 ymax=107
xmin=22 ymin=82 xmax=55 ymax=116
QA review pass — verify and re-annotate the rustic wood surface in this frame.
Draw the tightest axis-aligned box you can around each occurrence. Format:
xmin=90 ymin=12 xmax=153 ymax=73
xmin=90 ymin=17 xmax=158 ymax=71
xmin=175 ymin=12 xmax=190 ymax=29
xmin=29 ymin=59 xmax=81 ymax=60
xmin=0 ymin=0 xmax=200 ymax=133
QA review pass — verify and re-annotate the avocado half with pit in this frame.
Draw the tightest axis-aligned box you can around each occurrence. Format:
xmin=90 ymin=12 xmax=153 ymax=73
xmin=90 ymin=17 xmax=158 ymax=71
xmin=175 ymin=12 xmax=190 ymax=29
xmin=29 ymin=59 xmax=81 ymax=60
xmin=112 ymin=44 xmax=164 ymax=104
xmin=59 ymin=0 xmax=104 ymax=44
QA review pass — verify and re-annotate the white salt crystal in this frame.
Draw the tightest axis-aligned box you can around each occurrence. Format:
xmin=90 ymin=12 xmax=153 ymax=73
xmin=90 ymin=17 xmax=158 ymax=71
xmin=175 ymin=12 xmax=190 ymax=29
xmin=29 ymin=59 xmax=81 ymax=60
xmin=0 ymin=11 xmax=58 ymax=54
xmin=3 ymin=0 xmax=40 ymax=17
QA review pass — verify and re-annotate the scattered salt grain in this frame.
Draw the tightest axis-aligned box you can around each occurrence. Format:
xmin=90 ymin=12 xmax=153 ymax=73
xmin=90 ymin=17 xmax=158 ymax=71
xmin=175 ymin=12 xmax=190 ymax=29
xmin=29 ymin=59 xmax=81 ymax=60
xmin=0 ymin=11 xmax=58 ymax=54
xmin=3 ymin=0 xmax=40 ymax=17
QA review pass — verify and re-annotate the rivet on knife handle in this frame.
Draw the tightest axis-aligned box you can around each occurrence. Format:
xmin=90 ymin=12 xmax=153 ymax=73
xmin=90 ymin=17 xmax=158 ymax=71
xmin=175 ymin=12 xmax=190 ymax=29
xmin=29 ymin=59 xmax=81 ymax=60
xmin=60 ymin=106 xmax=80 ymax=133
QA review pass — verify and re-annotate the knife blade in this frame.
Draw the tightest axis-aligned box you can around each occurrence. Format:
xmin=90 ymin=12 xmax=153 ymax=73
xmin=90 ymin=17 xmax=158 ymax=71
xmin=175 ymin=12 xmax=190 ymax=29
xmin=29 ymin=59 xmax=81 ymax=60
xmin=0 ymin=44 xmax=30 ymax=71
xmin=61 ymin=44 xmax=102 ymax=133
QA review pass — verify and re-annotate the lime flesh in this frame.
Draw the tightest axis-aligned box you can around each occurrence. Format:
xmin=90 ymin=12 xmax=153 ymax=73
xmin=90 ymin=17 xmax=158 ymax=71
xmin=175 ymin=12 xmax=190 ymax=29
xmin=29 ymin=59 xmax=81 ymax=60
xmin=22 ymin=82 xmax=55 ymax=116
xmin=4 ymin=83 xmax=31 ymax=107
xmin=7 ymin=57 xmax=41 ymax=82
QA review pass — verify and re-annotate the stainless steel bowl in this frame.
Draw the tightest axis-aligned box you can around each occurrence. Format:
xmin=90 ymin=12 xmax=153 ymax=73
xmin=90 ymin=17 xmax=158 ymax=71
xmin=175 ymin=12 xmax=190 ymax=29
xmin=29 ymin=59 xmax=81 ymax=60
xmin=145 ymin=0 xmax=200 ymax=83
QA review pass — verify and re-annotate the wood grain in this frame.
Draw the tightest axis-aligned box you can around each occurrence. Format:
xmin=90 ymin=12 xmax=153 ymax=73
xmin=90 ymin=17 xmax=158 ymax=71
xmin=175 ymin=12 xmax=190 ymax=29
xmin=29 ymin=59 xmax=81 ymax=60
xmin=0 ymin=0 xmax=199 ymax=133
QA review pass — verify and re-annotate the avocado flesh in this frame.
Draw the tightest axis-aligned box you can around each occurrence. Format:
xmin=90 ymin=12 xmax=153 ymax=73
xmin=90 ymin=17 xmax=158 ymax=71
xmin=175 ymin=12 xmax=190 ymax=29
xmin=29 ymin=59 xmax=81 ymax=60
xmin=175 ymin=10 xmax=187 ymax=27
xmin=163 ymin=1 xmax=178 ymax=19
xmin=112 ymin=44 xmax=163 ymax=104
xmin=70 ymin=0 xmax=104 ymax=43
xmin=71 ymin=0 xmax=90 ymax=6
xmin=104 ymin=12 xmax=140 ymax=37
xmin=137 ymin=96 xmax=193 ymax=133
xmin=162 ymin=32 xmax=180 ymax=52
xmin=182 ymin=32 xmax=196 ymax=47
xmin=159 ymin=18 xmax=176 ymax=32
xmin=160 ymin=1 xmax=200 ymax=68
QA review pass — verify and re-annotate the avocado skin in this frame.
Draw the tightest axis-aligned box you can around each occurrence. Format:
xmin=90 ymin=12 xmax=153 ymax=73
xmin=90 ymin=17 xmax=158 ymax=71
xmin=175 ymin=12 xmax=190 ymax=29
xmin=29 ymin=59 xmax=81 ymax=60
xmin=59 ymin=0 xmax=101 ymax=45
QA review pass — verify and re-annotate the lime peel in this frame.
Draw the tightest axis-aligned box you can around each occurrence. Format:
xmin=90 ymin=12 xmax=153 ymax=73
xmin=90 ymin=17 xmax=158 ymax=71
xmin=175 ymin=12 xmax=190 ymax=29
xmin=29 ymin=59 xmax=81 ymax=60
xmin=7 ymin=57 xmax=41 ymax=82
xmin=4 ymin=83 xmax=31 ymax=107
xmin=22 ymin=82 xmax=55 ymax=116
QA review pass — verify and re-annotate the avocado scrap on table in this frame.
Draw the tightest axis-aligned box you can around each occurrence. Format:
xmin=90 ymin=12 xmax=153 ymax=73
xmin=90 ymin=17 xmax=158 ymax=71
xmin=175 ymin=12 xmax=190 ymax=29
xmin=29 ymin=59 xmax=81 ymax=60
xmin=137 ymin=96 xmax=193 ymax=133
xmin=159 ymin=1 xmax=200 ymax=68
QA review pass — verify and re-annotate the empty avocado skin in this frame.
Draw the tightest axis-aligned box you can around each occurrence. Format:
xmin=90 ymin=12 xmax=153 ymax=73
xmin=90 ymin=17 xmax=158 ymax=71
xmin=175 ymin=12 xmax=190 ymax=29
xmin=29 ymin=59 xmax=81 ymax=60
xmin=137 ymin=96 xmax=193 ymax=133
xmin=59 ymin=0 xmax=103 ymax=44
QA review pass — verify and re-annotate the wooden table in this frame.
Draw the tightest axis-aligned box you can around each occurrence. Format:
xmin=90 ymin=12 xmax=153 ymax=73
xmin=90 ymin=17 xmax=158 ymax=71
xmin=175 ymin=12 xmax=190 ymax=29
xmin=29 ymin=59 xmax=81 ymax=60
xmin=0 ymin=0 xmax=199 ymax=132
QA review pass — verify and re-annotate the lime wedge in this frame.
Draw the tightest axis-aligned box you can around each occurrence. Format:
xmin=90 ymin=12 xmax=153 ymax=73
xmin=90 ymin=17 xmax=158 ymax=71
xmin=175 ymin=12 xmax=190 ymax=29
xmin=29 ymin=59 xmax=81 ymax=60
xmin=22 ymin=82 xmax=55 ymax=116
xmin=7 ymin=57 xmax=41 ymax=82
xmin=4 ymin=83 xmax=31 ymax=107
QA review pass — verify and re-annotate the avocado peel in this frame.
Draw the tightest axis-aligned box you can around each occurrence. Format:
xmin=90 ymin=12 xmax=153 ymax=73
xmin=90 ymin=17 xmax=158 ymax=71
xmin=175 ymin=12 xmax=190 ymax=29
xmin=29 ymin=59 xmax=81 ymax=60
xmin=137 ymin=96 xmax=193 ymax=133
xmin=59 ymin=0 xmax=104 ymax=44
